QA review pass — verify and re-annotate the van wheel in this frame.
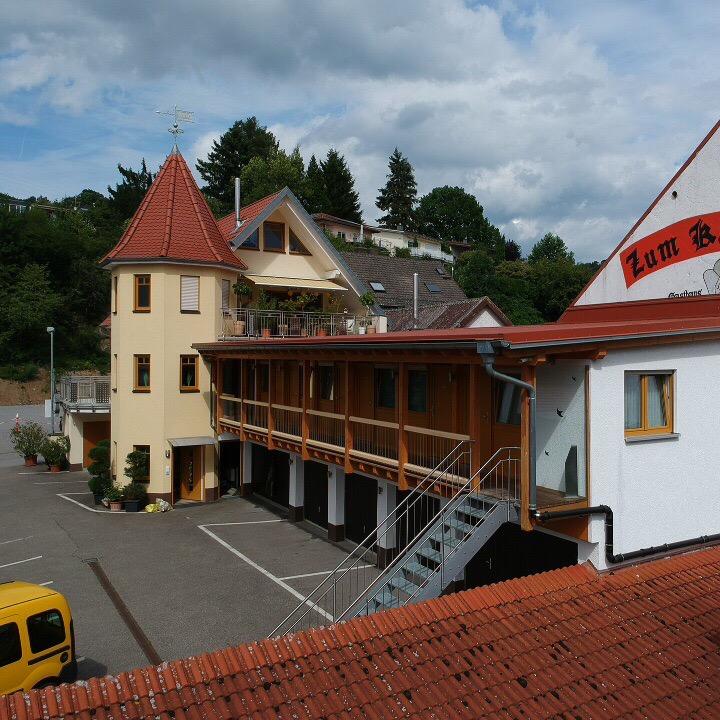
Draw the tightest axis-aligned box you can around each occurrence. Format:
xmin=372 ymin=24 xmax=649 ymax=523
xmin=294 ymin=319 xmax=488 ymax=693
xmin=33 ymin=677 xmax=59 ymax=689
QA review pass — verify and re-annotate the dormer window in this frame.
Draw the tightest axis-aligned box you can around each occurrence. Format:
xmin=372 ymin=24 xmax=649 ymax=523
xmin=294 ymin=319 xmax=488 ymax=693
xmin=263 ymin=221 xmax=285 ymax=252
xmin=289 ymin=228 xmax=310 ymax=255
xmin=239 ymin=228 xmax=259 ymax=250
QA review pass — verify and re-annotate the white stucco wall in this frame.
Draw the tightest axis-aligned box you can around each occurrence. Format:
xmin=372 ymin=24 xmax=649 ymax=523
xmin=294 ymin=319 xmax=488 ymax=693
xmin=587 ymin=341 xmax=720 ymax=569
xmin=577 ymin=124 xmax=720 ymax=305
xmin=468 ymin=308 xmax=504 ymax=328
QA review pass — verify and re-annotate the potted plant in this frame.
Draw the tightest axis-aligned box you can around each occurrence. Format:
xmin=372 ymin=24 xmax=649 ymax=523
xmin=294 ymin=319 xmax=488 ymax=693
xmin=105 ymin=485 xmax=124 ymax=512
xmin=87 ymin=439 xmax=111 ymax=505
xmin=122 ymin=482 xmax=148 ymax=512
xmin=232 ymin=280 xmax=252 ymax=335
xmin=253 ymin=291 xmax=278 ymax=337
xmin=10 ymin=421 xmax=46 ymax=466
xmin=41 ymin=435 xmax=70 ymax=472
xmin=359 ymin=291 xmax=376 ymax=335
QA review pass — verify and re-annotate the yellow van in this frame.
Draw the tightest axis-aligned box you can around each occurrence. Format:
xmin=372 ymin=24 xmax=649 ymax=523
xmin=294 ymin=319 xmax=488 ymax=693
xmin=0 ymin=581 xmax=76 ymax=695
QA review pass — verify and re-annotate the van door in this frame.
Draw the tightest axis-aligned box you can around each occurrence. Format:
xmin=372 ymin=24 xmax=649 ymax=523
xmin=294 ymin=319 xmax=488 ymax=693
xmin=0 ymin=616 xmax=25 ymax=695
xmin=25 ymin=606 xmax=70 ymax=685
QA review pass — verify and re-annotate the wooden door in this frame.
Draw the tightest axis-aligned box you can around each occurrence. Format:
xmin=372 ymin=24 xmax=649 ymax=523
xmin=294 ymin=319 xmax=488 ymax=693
xmin=82 ymin=420 xmax=110 ymax=468
xmin=176 ymin=446 xmax=203 ymax=501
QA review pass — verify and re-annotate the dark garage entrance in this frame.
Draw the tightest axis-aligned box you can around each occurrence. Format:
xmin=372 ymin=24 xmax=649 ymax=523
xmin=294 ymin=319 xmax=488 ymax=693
xmin=304 ymin=461 xmax=328 ymax=528
xmin=218 ymin=439 xmax=240 ymax=496
xmin=345 ymin=474 xmax=377 ymax=546
xmin=464 ymin=523 xmax=578 ymax=588
xmin=252 ymin=446 xmax=289 ymax=508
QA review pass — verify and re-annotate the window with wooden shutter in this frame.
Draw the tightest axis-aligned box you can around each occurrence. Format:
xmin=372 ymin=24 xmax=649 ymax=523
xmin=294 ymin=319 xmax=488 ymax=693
xmin=180 ymin=275 xmax=200 ymax=312
xmin=221 ymin=279 xmax=231 ymax=311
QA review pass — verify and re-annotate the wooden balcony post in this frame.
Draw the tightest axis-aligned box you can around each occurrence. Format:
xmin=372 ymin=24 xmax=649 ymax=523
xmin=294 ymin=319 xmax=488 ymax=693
xmin=215 ymin=358 xmax=223 ymax=430
xmin=344 ymin=360 xmax=354 ymax=473
xmin=267 ymin=360 xmax=275 ymax=449
xmin=240 ymin=360 xmax=248 ymax=441
xmin=468 ymin=363 xmax=481 ymax=479
xmin=301 ymin=360 xmax=311 ymax=461
xmin=520 ymin=365 xmax=535 ymax=532
xmin=398 ymin=363 xmax=408 ymax=490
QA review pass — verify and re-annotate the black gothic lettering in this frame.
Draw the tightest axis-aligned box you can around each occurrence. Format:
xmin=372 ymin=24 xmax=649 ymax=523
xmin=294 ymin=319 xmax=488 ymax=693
xmin=689 ymin=218 xmax=716 ymax=251
xmin=644 ymin=249 xmax=658 ymax=269
xmin=657 ymin=237 xmax=679 ymax=261
xmin=626 ymin=248 xmax=645 ymax=278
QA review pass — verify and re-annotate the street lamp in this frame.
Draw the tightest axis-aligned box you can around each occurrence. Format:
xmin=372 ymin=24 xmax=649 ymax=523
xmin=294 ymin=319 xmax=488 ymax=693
xmin=47 ymin=327 xmax=55 ymax=434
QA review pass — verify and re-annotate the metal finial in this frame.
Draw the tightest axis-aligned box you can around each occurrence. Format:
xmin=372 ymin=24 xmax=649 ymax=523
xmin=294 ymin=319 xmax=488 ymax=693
xmin=156 ymin=105 xmax=195 ymax=148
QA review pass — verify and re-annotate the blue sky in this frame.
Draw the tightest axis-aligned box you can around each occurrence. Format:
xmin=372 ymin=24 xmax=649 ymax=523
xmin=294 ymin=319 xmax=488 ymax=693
xmin=2 ymin=0 xmax=720 ymax=260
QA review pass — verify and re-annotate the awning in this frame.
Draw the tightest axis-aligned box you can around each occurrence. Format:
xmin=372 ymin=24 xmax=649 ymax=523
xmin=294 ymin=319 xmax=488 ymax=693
xmin=243 ymin=275 xmax=348 ymax=291
xmin=167 ymin=436 xmax=215 ymax=447
xmin=217 ymin=433 xmax=239 ymax=442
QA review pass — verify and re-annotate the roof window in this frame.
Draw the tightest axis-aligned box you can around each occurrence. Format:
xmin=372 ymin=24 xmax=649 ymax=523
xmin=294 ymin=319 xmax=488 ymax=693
xmin=369 ymin=282 xmax=386 ymax=292
xmin=425 ymin=282 xmax=442 ymax=293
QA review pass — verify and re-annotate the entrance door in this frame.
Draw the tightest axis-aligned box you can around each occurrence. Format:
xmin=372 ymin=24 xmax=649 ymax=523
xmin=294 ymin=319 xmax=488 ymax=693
xmin=173 ymin=446 xmax=203 ymax=502
xmin=304 ymin=461 xmax=328 ymax=528
xmin=82 ymin=420 xmax=110 ymax=468
xmin=345 ymin=474 xmax=377 ymax=546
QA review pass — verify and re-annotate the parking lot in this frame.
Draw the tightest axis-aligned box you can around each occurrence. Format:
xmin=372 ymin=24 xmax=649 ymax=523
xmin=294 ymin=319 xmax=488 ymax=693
xmin=0 ymin=406 xmax=357 ymax=679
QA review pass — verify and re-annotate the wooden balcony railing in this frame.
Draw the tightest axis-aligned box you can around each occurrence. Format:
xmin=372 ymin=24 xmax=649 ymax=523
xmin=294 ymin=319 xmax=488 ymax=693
xmin=307 ymin=409 xmax=345 ymax=451
xmin=405 ymin=426 xmax=471 ymax=479
xmin=244 ymin=399 xmax=269 ymax=431
xmin=349 ymin=416 xmax=399 ymax=465
xmin=272 ymin=404 xmax=302 ymax=439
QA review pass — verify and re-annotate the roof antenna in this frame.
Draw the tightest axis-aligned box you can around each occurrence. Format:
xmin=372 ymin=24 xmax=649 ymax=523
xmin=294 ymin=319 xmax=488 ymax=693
xmin=156 ymin=105 xmax=195 ymax=153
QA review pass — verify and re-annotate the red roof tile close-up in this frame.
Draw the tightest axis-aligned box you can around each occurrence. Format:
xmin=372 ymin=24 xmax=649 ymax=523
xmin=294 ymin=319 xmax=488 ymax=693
xmin=3 ymin=546 xmax=720 ymax=719
xmin=102 ymin=151 xmax=245 ymax=270
xmin=217 ymin=191 xmax=282 ymax=240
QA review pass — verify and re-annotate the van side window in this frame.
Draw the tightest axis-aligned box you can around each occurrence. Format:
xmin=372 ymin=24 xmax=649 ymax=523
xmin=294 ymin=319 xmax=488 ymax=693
xmin=27 ymin=609 xmax=65 ymax=653
xmin=0 ymin=623 xmax=21 ymax=666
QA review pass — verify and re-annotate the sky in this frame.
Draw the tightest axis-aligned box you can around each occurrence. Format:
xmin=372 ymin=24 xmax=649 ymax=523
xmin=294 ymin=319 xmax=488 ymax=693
xmin=1 ymin=1 xmax=720 ymax=262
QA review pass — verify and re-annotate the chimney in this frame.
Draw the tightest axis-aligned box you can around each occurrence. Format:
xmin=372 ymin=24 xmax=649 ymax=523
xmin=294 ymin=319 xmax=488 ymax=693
xmin=413 ymin=272 xmax=419 ymax=329
xmin=359 ymin=222 xmax=364 ymax=243
xmin=234 ymin=177 xmax=241 ymax=229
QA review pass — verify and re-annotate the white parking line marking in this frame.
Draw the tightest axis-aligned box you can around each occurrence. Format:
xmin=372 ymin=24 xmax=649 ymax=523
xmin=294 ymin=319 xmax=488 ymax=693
xmin=35 ymin=480 xmax=88 ymax=485
xmin=198 ymin=525 xmax=334 ymax=622
xmin=56 ymin=493 xmax=150 ymax=515
xmin=279 ymin=565 xmax=373 ymax=581
xmin=0 ymin=536 xmax=33 ymax=546
xmin=202 ymin=519 xmax=285 ymax=527
xmin=39 ymin=581 xmax=54 ymax=586
xmin=0 ymin=555 xmax=42 ymax=570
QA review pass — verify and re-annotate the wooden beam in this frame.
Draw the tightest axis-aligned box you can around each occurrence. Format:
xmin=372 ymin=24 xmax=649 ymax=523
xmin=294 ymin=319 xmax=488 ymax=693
xmin=344 ymin=360 xmax=354 ymax=474
xmin=519 ymin=364 xmax=535 ymax=532
xmin=301 ymin=360 xmax=311 ymax=461
xmin=267 ymin=360 xmax=275 ymax=450
xmin=398 ymin=362 xmax=408 ymax=490
xmin=468 ymin=364 xmax=481 ymax=478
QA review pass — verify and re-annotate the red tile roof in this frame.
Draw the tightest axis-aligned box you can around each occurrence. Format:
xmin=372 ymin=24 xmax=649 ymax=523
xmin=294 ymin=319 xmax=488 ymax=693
xmin=217 ymin=191 xmax=282 ymax=240
xmin=4 ymin=546 xmax=720 ymax=719
xmin=102 ymin=151 xmax=245 ymax=270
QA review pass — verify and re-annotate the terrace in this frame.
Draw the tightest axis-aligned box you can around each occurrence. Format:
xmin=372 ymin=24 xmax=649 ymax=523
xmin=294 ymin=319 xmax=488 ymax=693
xmin=58 ymin=375 xmax=111 ymax=412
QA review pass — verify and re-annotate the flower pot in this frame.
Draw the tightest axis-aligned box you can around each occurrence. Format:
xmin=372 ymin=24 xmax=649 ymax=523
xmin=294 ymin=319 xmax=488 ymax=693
xmin=24 ymin=455 xmax=38 ymax=467
xmin=358 ymin=326 xmax=366 ymax=335
xmin=234 ymin=320 xmax=246 ymax=336
xmin=50 ymin=465 xmax=62 ymax=473
xmin=124 ymin=499 xmax=142 ymax=513
xmin=367 ymin=326 xmax=377 ymax=334
xmin=316 ymin=328 xmax=328 ymax=337
xmin=261 ymin=328 xmax=271 ymax=338
xmin=300 ymin=328 xmax=308 ymax=337
xmin=109 ymin=501 xmax=124 ymax=512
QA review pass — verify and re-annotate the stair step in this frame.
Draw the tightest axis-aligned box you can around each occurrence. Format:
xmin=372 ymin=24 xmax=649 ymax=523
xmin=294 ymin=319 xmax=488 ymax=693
xmin=403 ymin=560 xmax=432 ymax=580
xmin=430 ymin=530 xmax=462 ymax=551
xmin=372 ymin=589 xmax=398 ymax=610
xmin=444 ymin=519 xmax=475 ymax=537
xmin=417 ymin=546 xmax=442 ymax=565
xmin=456 ymin=503 xmax=488 ymax=521
xmin=388 ymin=573 xmax=420 ymax=597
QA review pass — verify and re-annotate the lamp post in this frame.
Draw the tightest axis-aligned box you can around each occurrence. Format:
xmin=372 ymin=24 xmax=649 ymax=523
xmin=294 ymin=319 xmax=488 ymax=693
xmin=47 ymin=327 xmax=55 ymax=434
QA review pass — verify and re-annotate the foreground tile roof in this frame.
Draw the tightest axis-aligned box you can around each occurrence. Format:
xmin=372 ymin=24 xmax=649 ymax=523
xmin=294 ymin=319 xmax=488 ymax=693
xmin=102 ymin=150 xmax=245 ymax=270
xmin=3 ymin=546 xmax=720 ymax=719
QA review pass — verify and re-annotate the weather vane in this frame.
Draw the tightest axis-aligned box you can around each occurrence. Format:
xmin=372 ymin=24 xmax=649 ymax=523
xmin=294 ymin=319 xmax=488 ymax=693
xmin=156 ymin=105 xmax=195 ymax=144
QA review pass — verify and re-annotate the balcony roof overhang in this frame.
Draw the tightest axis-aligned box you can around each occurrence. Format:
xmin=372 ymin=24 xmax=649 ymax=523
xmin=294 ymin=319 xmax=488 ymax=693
xmin=244 ymin=275 xmax=348 ymax=292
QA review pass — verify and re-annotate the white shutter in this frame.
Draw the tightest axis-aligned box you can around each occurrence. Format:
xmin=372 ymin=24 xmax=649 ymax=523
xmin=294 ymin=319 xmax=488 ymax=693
xmin=180 ymin=275 xmax=199 ymax=312
xmin=221 ymin=279 xmax=230 ymax=310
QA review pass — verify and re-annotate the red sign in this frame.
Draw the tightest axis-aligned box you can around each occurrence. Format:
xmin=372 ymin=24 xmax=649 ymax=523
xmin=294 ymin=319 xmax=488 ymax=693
xmin=620 ymin=211 xmax=720 ymax=288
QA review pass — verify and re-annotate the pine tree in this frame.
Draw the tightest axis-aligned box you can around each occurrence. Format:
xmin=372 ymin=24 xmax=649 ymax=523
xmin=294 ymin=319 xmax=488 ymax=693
xmin=196 ymin=117 xmax=278 ymax=207
xmin=304 ymin=155 xmax=328 ymax=214
xmin=376 ymin=148 xmax=417 ymax=229
xmin=320 ymin=149 xmax=362 ymax=222
xmin=107 ymin=160 xmax=154 ymax=220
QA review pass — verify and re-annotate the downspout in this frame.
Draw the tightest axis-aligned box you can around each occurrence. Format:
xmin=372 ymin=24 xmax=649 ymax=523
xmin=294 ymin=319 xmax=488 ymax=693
xmin=234 ymin=177 xmax=241 ymax=229
xmin=413 ymin=272 xmax=419 ymax=329
xmin=476 ymin=341 xmax=537 ymax=513
xmin=538 ymin=505 xmax=720 ymax=564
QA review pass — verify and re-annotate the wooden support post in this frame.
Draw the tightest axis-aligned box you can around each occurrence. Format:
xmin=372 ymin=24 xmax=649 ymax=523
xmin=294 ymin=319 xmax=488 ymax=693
xmin=398 ymin=362 xmax=408 ymax=490
xmin=520 ymin=364 xmax=535 ymax=531
xmin=468 ymin=364 xmax=481 ymax=480
xmin=215 ymin=358 xmax=223 ymax=431
xmin=344 ymin=360 xmax=354 ymax=474
xmin=239 ymin=360 xmax=247 ymax=441
xmin=301 ymin=360 xmax=311 ymax=461
xmin=267 ymin=360 xmax=275 ymax=450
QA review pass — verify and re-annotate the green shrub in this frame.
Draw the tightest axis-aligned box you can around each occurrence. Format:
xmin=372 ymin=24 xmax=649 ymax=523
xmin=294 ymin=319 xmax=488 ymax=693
xmin=0 ymin=363 xmax=39 ymax=382
xmin=87 ymin=439 xmax=111 ymax=493
xmin=10 ymin=421 xmax=46 ymax=458
xmin=122 ymin=482 xmax=148 ymax=505
xmin=124 ymin=449 xmax=149 ymax=484
xmin=394 ymin=247 xmax=411 ymax=259
xmin=105 ymin=485 xmax=123 ymax=502
xmin=41 ymin=435 xmax=70 ymax=467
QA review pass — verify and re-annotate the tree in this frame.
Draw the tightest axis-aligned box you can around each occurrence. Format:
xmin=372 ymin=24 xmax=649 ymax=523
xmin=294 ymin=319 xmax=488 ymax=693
xmin=529 ymin=259 xmax=595 ymax=321
xmin=415 ymin=186 xmax=504 ymax=257
xmin=376 ymin=148 xmax=417 ymax=229
xmin=504 ymin=239 xmax=522 ymax=262
xmin=107 ymin=160 xmax=154 ymax=220
xmin=320 ymin=149 xmax=362 ymax=222
xmin=240 ymin=147 xmax=306 ymax=205
xmin=304 ymin=155 xmax=328 ymax=214
xmin=196 ymin=117 xmax=278 ymax=207
xmin=528 ymin=232 xmax=574 ymax=265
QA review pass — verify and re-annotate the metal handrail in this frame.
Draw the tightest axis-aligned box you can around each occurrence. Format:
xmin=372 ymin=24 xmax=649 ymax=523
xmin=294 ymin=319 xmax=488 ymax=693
xmin=220 ymin=308 xmax=372 ymax=338
xmin=348 ymin=446 xmax=519 ymax=619
xmin=269 ymin=439 xmax=472 ymax=637
xmin=59 ymin=375 xmax=111 ymax=406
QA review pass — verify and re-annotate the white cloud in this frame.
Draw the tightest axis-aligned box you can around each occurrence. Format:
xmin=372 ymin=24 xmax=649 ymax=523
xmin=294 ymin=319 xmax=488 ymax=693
xmin=1 ymin=1 xmax=719 ymax=260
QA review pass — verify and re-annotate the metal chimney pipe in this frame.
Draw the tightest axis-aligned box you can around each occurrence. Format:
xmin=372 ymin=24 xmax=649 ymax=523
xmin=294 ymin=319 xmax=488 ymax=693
xmin=359 ymin=222 xmax=364 ymax=243
xmin=413 ymin=272 xmax=419 ymax=329
xmin=234 ymin=177 xmax=241 ymax=229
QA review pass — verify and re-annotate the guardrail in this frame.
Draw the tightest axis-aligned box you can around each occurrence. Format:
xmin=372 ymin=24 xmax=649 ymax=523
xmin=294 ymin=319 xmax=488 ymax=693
xmin=59 ymin=376 xmax=110 ymax=408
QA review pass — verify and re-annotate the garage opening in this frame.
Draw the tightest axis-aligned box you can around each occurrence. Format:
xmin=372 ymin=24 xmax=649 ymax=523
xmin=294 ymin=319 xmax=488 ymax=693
xmin=252 ymin=446 xmax=289 ymax=508
xmin=218 ymin=439 xmax=240 ymax=496
xmin=304 ymin=461 xmax=328 ymax=528
xmin=345 ymin=474 xmax=377 ymax=546
xmin=464 ymin=523 xmax=578 ymax=589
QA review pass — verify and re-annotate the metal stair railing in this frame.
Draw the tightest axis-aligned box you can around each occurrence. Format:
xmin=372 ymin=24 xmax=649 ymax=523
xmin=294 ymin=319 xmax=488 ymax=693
xmin=348 ymin=446 xmax=520 ymax=618
xmin=270 ymin=439 xmax=473 ymax=637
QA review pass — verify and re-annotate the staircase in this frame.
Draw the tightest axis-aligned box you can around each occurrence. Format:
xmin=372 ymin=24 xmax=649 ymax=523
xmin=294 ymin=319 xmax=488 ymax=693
xmin=270 ymin=444 xmax=520 ymax=637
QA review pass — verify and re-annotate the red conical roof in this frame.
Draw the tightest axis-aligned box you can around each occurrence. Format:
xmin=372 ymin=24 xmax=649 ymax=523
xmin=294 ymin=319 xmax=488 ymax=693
xmin=102 ymin=150 xmax=245 ymax=270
